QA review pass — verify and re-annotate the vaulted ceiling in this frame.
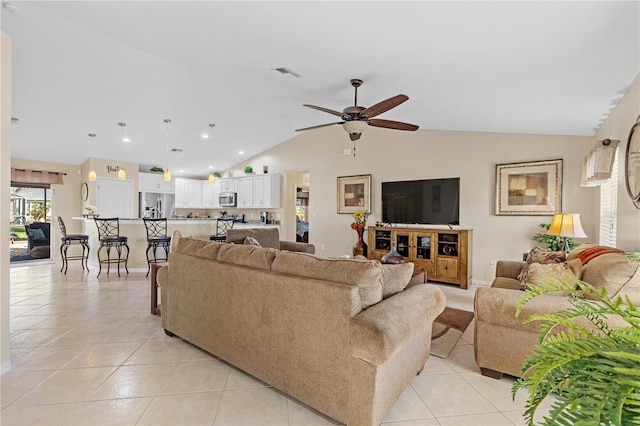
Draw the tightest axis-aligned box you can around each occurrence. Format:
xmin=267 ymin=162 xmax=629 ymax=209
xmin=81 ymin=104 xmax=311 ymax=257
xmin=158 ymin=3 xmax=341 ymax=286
xmin=4 ymin=1 xmax=639 ymax=177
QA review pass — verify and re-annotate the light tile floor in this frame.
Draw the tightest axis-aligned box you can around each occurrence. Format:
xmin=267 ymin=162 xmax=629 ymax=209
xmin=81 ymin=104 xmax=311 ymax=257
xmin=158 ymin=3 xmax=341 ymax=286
xmin=2 ymin=260 xmax=551 ymax=425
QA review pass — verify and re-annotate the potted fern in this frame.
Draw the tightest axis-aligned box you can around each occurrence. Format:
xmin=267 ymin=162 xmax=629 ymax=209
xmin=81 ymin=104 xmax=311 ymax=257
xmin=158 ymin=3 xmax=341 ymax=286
xmin=512 ymin=278 xmax=640 ymax=425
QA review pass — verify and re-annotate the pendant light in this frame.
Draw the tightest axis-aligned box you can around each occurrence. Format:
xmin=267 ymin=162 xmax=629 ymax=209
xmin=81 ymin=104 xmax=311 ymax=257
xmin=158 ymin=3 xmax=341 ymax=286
xmin=163 ymin=119 xmax=172 ymax=182
xmin=117 ymin=122 xmax=127 ymax=180
xmin=87 ymin=133 xmax=97 ymax=181
xmin=207 ymin=123 xmax=216 ymax=184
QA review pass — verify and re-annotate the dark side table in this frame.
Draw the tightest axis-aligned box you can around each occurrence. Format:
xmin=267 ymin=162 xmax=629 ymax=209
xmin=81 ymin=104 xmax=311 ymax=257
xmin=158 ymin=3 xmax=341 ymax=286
xmin=150 ymin=263 xmax=163 ymax=315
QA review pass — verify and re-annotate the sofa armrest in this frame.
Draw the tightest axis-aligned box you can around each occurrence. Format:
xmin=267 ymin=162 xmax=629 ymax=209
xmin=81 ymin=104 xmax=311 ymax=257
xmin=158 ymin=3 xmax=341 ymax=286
xmin=280 ymin=240 xmax=315 ymax=254
xmin=496 ymin=260 xmax=525 ymax=280
xmin=350 ymin=285 xmax=446 ymax=366
xmin=156 ymin=265 xmax=169 ymax=288
xmin=474 ymin=287 xmax=575 ymax=333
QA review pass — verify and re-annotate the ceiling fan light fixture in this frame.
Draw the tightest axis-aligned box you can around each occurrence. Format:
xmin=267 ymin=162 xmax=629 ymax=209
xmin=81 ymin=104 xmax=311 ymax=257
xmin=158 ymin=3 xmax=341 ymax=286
xmin=343 ymin=120 xmax=367 ymax=135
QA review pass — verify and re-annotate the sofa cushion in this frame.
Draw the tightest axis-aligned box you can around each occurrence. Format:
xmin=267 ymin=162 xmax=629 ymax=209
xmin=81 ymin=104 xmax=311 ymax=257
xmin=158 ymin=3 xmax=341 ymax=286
xmin=27 ymin=227 xmax=46 ymax=240
xmin=517 ymin=246 xmax=566 ymax=283
xmin=381 ymin=263 xmax=414 ymax=299
xmin=580 ymin=253 xmax=640 ymax=303
xmin=522 ymin=258 xmax=582 ymax=289
xmin=217 ymin=243 xmax=277 ymax=271
xmin=271 ymin=251 xmax=383 ymax=309
xmin=176 ymin=237 xmax=223 ymax=260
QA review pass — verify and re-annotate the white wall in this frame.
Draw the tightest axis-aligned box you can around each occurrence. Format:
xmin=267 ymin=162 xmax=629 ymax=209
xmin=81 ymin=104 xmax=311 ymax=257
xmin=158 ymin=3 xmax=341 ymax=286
xmin=1 ymin=32 xmax=12 ymax=374
xmin=230 ymin=126 xmax=594 ymax=284
xmin=594 ymin=73 xmax=640 ymax=251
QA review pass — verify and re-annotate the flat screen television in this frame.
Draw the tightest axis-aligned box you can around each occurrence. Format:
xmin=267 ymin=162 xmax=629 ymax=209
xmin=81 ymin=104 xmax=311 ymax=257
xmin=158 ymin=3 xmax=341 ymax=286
xmin=382 ymin=178 xmax=460 ymax=225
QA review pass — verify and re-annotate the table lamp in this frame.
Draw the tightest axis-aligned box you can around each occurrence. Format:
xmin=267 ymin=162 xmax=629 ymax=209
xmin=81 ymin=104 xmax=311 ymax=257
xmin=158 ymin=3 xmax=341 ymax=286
xmin=546 ymin=213 xmax=587 ymax=252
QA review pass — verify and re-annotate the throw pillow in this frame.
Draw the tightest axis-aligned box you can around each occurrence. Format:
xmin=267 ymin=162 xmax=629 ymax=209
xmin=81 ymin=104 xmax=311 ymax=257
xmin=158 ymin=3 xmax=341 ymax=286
xmin=522 ymin=258 xmax=583 ymax=290
xmin=27 ymin=228 xmax=46 ymax=240
xmin=575 ymin=246 xmax=625 ymax=265
xmin=381 ymin=262 xmax=415 ymax=299
xmin=243 ymin=236 xmax=262 ymax=247
xmin=517 ymin=246 xmax=566 ymax=284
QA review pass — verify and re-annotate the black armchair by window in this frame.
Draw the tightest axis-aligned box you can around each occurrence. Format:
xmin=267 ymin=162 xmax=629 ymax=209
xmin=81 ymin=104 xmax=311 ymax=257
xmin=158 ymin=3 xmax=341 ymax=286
xmin=26 ymin=222 xmax=50 ymax=251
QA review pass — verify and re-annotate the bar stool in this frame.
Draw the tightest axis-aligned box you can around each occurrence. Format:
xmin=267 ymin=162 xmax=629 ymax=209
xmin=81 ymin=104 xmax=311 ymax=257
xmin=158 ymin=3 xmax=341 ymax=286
xmin=57 ymin=216 xmax=89 ymax=274
xmin=143 ymin=218 xmax=171 ymax=277
xmin=209 ymin=218 xmax=235 ymax=242
xmin=94 ymin=217 xmax=129 ymax=278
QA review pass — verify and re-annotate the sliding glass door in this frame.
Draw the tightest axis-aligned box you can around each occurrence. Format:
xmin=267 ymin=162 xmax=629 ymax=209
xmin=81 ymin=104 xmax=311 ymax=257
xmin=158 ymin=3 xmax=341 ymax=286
xmin=9 ymin=185 xmax=52 ymax=262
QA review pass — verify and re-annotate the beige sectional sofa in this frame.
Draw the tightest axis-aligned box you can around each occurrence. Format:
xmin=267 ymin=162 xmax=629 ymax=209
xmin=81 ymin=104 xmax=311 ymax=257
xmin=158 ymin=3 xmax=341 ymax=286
xmin=158 ymin=237 xmax=446 ymax=425
xmin=474 ymin=244 xmax=640 ymax=378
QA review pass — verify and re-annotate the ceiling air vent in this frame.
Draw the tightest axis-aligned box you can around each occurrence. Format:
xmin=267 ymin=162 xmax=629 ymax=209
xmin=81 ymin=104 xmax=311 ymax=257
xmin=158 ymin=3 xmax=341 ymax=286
xmin=170 ymin=148 xmax=183 ymax=153
xmin=273 ymin=67 xmax=301 ymax=78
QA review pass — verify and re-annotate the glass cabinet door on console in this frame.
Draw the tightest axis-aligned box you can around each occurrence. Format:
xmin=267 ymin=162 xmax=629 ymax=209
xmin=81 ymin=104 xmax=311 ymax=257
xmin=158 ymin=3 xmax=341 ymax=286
xmin=367 ymin=226 xmax=472 ymax=289
xmin=412 ymin=232 xmax=434 ymax=275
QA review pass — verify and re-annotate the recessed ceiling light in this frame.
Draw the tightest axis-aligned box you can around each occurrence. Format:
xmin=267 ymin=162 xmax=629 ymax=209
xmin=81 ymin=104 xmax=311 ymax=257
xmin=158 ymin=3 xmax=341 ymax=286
xmin=179 ymin=169 xmax=184 ymax=173
xmin=122 ymin=137 xmax=131 ymax=143
xmin=201 ymin=134 xmax=210 ymax=140
xmin=208 ymin=166 xmax=214 ymax=169
xmin=238 ymin=151 xmax=244 ymax=155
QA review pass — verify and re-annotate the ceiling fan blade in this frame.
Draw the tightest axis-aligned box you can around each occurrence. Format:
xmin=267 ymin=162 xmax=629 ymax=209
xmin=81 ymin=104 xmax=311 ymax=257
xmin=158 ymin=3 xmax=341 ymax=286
xmin=303 ymin=104 xmax=344 ymax=118
xmin=295 ymin=122 xmax=344 ymax=132
xmin=360 ymin=94 xmax=409 ymax=119
xmin=368 ymin=118 xmax=419 ymax=131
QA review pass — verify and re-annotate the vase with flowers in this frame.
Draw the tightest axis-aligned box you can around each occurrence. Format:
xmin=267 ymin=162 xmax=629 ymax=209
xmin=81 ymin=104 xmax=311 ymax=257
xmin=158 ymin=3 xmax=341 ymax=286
xmin=351 ymin=211 xmax=369 ymax=257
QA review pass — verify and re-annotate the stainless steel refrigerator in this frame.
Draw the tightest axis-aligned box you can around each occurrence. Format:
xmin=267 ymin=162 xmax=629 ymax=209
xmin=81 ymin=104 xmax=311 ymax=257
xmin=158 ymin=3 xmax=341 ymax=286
xmin=139 ymin=192 xmax=175 ymax=219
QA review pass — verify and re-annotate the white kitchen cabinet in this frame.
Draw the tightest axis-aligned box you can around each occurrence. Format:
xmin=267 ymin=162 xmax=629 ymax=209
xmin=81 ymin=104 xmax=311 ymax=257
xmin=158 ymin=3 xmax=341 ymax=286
xmin=253 ymin=174 xmax=280 ymax=208
xmin=175 ymin=178 xmax=203 ymax=208
xmin=218 ymin=178 xmax=236 ymax=193
xmin=139 ymin=172 xmax=175 ymax=193
xmin=202 ymin=181 xmax=221 ymax=208
xmin=235 ymin=177 xmax=254 ymax=208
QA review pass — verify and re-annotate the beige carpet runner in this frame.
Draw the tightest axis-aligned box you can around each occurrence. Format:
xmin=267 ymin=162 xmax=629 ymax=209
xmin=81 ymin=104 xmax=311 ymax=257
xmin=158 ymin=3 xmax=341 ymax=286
xmin=430 ymin=307 xmax=474 ymax=359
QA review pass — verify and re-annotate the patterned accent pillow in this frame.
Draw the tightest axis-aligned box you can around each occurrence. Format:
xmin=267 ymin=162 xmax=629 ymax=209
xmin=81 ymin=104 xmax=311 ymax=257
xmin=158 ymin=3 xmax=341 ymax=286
xmin=517 ymin=246 xmax=566 ymax=285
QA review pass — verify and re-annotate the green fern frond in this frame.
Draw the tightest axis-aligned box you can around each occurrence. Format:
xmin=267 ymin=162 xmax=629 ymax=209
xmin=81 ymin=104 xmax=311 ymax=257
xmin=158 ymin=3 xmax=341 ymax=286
xmin=513 ymin=278 xmax=640 ymax=425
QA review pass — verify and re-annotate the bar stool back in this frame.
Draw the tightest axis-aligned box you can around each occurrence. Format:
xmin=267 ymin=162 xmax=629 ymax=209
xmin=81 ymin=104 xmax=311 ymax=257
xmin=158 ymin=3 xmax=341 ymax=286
xmin=94 ymin=217 xmax=129 ymax=277
xmin=57 ymin=216 xmax=89 ymax=274
xmin=210 ymin=218 xmax=235 ymax=242
xmin=143 ymin=218 xmax=171 ymax=277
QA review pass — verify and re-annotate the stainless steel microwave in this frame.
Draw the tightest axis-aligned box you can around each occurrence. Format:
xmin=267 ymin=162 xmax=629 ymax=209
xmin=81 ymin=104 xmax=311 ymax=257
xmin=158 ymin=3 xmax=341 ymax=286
xmin=219 ymin=192 xmax=237 ymax=207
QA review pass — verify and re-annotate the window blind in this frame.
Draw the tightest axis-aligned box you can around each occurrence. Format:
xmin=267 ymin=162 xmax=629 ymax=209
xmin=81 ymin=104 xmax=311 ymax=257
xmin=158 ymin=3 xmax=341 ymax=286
xmin=599 ymin=154 xmax=618 ymax=247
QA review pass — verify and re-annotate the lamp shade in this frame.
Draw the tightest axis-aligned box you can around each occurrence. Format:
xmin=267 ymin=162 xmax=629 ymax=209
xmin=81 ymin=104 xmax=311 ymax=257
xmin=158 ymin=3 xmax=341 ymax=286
xmin=546 ymin=213 xmax=587 ymax=238
xmin=343 ymin=120 xmax=368 ymax=135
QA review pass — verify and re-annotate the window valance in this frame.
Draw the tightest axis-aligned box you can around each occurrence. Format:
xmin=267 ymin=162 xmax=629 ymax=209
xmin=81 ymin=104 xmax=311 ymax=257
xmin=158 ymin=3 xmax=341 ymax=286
xmin=11 ymin=168 xmax=66 ymax=185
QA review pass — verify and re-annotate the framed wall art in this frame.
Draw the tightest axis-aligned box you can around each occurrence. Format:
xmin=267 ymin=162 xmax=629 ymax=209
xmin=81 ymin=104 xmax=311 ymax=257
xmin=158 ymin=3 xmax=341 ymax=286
xmin=495 ymin=159 xmax=563 ymax=216
xmin=337 ymin=174 xmax=371 ymax=214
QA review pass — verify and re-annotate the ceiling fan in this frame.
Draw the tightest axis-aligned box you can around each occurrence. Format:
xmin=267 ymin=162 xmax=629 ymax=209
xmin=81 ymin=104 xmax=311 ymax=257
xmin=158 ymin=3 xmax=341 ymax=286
xmin=296 ymin=78 xmax=419 ymax=141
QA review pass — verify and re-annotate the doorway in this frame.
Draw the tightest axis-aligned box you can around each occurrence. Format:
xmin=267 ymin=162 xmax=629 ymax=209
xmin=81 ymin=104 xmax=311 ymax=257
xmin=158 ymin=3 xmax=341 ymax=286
xmin=9 ymin=185 xmax=52 ymax=262
xmin=296 ymin=186 xmax=310 ymax=243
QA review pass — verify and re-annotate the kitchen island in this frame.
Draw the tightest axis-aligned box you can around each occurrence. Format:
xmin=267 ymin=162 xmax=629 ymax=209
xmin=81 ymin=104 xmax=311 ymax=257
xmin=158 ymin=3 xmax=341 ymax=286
xmin=74 ymin=218 xmax=279 ymax=272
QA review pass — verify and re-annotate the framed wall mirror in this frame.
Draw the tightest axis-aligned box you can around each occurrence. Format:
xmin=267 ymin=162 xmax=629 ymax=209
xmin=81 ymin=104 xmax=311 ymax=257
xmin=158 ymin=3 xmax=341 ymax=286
xmin=625 ymin=115 xmax=640 ymax=209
